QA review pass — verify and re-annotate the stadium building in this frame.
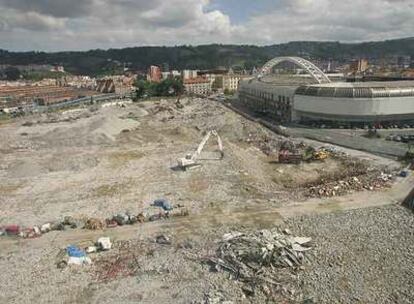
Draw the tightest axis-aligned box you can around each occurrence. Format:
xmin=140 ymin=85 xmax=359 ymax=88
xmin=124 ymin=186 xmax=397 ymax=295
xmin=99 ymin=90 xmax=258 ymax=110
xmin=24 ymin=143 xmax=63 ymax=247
xmin=238 ymin=57 xmax=414 ymax=126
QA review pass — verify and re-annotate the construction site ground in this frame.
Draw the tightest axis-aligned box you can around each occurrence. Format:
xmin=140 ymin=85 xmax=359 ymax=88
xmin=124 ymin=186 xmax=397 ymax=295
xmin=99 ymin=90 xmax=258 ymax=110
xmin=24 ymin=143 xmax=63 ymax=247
xmin=0 ymin=97 xmax=413 ymax=303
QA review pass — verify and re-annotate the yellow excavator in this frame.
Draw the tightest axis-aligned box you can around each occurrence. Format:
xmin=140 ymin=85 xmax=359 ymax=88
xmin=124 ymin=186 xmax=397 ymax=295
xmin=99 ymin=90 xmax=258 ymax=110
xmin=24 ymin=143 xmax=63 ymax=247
xmin=313 ymin=150 xmax=330 ymax=161
xmin=177 ymin=130 xmax=224 ymax=170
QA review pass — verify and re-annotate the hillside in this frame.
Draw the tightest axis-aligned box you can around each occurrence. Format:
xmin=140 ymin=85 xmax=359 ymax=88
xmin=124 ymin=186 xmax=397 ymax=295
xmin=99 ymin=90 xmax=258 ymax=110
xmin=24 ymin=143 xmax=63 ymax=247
xmin=0 ymin=38 xmax=413 ymax=76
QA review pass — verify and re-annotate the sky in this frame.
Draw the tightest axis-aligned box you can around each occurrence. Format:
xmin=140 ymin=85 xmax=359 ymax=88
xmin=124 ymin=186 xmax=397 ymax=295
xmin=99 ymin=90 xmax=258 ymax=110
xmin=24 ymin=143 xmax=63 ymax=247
xmin=0 ymin=0 xmax=413 ymax=51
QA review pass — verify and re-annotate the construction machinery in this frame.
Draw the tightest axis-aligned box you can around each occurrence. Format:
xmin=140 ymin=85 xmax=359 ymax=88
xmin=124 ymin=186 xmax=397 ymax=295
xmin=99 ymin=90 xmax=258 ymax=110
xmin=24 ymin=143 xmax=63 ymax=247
xmin=278 ymin=149 xmax=302 ymax=164
xmin=313 ymin=150 xmax=330 ymax=161
xmin=177 ymin=130 xmax=224 ymax=170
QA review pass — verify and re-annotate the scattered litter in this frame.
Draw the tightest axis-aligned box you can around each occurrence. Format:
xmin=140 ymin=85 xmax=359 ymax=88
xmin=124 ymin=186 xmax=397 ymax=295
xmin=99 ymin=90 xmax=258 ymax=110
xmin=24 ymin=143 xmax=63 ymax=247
xmin=111 ymin=212 xmax=137 ymax=225
xmin=4 ymin=225 xmax=20 ymax=236
xmin=156 ymin=234 xmax=171 ymax=245
xmin=60 ymin=245 xmax=91 ymax=266
xmin=113 ymin=213 xmax=130 ymax=225
xmin=40 ymin=223 xmax=52 ymax=233
xmin=68 ymin=256 xmax=92 ymax=266
xmin=86 ymin=246 xmax=98 ymax=254
xmin=63 ymin=216 xmax=83 ymax=229
xmin=153 ymin=198 xmax=173 ymax=211
xmin=137 ymin=213 xmax=146 ymax=223
xmin=105 ymin=219 xmax=118 ymax=228
xmin=97 ymin=237 xmax=112 ymax=251
xmin=148 ymin=211 xmax=168 ymax=222
xmin=51 ymin=222 xmax=65 ymax=231
xmin=19 ymin=227 xmax=41 ymax=239
xmin=66 ymin=245 xmax=86 ymax=258
xmin=84 ymin=218 xmax=104 ymax=230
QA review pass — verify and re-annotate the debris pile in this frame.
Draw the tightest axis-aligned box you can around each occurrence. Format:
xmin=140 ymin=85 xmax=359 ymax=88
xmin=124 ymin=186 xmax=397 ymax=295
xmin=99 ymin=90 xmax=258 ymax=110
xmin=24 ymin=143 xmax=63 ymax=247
xmin=57 ymin=237 xmax=113 ymax=269
xmin=307 ymin=172 xmax=394 ymax=198
xmin=207 ymin=229 xmax=312 ymax=299
xmin=0 ymin=200 xmax=189 ymax=240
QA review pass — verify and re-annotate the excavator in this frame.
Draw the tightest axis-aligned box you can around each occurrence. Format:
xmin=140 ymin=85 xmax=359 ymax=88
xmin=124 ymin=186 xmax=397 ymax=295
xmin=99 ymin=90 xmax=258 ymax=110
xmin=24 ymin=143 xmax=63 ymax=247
xmin=177 ymin=130 xmax=224 ymax=170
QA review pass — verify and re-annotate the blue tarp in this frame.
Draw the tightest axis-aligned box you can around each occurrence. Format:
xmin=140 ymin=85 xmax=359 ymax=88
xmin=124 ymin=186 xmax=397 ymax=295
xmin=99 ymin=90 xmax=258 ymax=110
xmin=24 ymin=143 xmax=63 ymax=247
xmin=66 ymin=245 xmax=86 ymax=258
xmin=153 ymin=198 xmax=173 ymax=211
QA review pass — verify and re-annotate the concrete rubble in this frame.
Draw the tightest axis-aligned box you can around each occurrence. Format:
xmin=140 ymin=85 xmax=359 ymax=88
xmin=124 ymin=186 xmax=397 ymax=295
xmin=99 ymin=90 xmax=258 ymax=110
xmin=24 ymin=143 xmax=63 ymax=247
xmin=307 ymin=171 xmax=394 ymax=198
xmin=206 ymin=229 xmax=312 ymax=299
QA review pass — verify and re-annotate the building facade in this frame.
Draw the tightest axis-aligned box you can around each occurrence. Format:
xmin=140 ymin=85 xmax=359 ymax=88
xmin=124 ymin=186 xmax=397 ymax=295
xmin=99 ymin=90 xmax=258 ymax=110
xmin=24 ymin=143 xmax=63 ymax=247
xmin=184 ymin=77 xmax=211 ymax=95
xmin=239 ymin=77 xmax=414 ymax=124
xmin=147 ymin=65 xmax=162 ymax=82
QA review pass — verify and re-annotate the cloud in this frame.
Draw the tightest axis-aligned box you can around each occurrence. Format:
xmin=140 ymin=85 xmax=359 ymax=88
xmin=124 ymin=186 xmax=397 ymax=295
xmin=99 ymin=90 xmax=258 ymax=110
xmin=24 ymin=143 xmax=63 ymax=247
xmin=235 ymin=0 xmax=414 ymax=43
xmin=0 ymin=0 xmax=93 ymax=18
xmin=0 ymin=8 xmax=66 ymax=31
xmin=0 ymin=0 xmax=413 ymax=51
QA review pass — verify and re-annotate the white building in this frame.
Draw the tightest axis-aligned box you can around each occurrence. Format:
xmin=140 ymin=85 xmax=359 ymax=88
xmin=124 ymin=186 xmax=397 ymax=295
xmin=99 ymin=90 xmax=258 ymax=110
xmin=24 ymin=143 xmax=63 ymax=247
xmin=184 ymin=77 xmax=211 ymax=95
xmin=182 ymin=70 xmax=199 ymax=80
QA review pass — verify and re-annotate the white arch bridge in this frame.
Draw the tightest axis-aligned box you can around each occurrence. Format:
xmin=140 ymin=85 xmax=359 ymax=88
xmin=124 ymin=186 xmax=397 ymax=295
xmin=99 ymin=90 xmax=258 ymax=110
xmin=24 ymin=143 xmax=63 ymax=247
xmin=257 ymin=56 xmax=331 ymax=84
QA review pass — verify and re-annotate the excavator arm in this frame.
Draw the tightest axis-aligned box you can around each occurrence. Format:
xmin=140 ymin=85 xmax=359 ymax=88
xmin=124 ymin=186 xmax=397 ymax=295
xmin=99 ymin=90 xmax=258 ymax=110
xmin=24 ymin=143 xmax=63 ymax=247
xmin=177 ymin=130 xmax=224 ymax=169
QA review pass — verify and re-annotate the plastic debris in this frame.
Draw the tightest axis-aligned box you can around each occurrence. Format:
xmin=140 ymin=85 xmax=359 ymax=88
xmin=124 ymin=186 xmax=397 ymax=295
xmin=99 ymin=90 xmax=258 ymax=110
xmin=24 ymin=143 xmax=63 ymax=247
xmin=113 ymin=213 xmax=130 ymax=225
xmin=105 ymin=219 xmax=118 ymax=228
xmin=63 ymin=216 xmax=82 ymax=229
xmin=400 ymin=170 xmax=409 ymax=178
xmin=51 ymin=222 xmax=65 ymax=231
xmin=66 ymin=245 xmax=86 ymax=258
xmin=40 ymin=223 xmax=52 ymax=233
xmin=97 ymin=237 xmax=112 ymax=251
xmin=4 ymin=225 xmax=20 ymax=236
xmin=68 ymin=256 xmax=92 ymax=266
xmin=153 ymin=198 xmax=173 ymax=211
xmin=86 ymin=246 xmax=98 ymax=253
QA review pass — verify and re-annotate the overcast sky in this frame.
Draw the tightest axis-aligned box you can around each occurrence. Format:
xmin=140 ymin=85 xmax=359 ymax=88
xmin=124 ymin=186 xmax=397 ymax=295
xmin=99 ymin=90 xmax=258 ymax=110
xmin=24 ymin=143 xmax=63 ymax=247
xmin=0 ymin=0 xmax=413 ymax=51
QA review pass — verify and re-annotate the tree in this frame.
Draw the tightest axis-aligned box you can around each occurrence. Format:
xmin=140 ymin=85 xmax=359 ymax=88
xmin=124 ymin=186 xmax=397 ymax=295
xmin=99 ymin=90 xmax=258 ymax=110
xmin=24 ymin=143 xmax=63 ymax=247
xmin=133 ymin=77 xmax=184 ymax=100
xmin=4 ymin=67 xmax=21 ymax=80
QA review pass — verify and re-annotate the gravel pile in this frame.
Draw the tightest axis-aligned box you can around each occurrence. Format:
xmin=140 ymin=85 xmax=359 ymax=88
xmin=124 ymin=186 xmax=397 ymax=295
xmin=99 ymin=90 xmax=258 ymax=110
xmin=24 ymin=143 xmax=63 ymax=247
xmin=287 ymin=205 xmax=414 ymax=304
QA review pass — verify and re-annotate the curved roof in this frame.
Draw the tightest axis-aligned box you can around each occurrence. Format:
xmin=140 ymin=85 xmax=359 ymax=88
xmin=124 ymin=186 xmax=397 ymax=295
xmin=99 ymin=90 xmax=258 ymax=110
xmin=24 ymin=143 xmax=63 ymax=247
xmin=295 ymin=81 xmax=414 ymax=98
xmin=257 ymin=57 xmax=331 ymax=84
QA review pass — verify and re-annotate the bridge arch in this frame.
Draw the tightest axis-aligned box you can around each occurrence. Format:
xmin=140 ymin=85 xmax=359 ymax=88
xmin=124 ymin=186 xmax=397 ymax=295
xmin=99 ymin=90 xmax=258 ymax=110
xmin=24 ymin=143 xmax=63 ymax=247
xmin=257 ymin=56 xmax=331 ymax=84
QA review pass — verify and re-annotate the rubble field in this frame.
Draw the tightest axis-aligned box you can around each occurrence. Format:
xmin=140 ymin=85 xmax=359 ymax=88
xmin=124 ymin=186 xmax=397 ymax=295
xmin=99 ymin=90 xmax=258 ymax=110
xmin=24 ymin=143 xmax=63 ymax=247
xmin=0 ymin=97 xmax=411 ymax=303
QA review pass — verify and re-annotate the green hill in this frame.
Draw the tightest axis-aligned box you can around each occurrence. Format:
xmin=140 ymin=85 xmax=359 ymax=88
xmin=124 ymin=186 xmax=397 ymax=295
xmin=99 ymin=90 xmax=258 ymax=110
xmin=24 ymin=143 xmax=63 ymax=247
xmin=1 ymin=37 xmax=413 ymax=76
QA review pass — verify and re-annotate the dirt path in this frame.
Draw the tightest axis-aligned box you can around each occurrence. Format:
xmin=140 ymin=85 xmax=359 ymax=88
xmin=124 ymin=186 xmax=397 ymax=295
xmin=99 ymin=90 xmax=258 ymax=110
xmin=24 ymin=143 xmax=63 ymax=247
xmin=1 ymin=174 xmax=412 ymax=255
